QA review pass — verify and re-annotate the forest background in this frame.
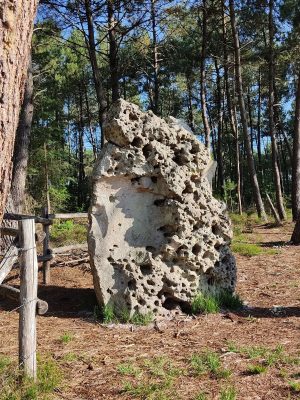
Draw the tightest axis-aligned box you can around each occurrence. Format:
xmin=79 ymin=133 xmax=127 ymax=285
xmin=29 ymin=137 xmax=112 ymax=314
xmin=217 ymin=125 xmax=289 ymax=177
xmin=12 ymin=0 xmax=300 ymax=227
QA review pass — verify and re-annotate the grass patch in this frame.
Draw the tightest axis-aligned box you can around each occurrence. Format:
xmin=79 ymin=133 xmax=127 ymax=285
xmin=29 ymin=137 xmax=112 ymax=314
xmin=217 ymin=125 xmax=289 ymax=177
xmin=190 ymin=350 xmax=230 ymax=378
xmin=231 ymin=241 xmax=267 ymax=256
xmin=191 ymin=290 xmax=243 ymax=314
xmin=50 ymin=219 xmax=87 ymax=246
xmin=100 ymin=303 xmax=153 ymax=325
xmin=220 ymin=386 xmax=237 ymax=400
xmin=195 ymin=392 xmax=208 ymax=400
xmin=59 ymin=332 xmax=74 ymax=344
xmin=247 ymin=364 xmax=267 ymax=375
xmin=117 ymin=363 xmax=141 ymax=377
xmin=0 ymin=355 xmax=62 ymax=400
xmin=191 ymin=293 xmax=220 ymax=314
xmin=120 ymin=357 xmax=181 ymax=399
xmin=289 ymin=381 xmax=300 ymax=392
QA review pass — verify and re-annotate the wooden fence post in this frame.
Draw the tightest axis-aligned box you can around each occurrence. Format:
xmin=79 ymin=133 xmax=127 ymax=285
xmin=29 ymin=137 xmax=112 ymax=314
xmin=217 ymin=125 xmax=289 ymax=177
xmin=42 ymin=207 xmax=51 ymax=284
xmin=18 ymin=218 xmax=38 ymax=381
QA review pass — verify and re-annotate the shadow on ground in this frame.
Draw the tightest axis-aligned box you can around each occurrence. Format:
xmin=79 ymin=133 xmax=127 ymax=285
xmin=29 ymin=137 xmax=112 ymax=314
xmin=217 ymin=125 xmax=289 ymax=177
xmin=0 ymin=285 xmax=97 ymax=318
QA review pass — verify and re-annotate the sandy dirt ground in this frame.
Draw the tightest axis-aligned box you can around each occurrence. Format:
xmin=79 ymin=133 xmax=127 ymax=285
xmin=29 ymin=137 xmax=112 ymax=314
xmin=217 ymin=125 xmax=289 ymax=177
xmin=1 ymin=222 xmax=300 ymax=399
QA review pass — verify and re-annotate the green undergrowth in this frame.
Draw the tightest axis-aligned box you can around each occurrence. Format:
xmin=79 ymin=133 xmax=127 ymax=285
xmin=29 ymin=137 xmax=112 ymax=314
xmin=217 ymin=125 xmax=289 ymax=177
xmin=190 ymin=350 xmax=231 ymax=378
xmin=230 ymin=212 xmax=278 ymax=256
xmin=98 ymin=304 xmax=153 ymax=326
xmin=50 ymin=219 xmax=87 ymax=246
xmin=0 ymin=354 xmax=62 ymax=400
xmin=191 ymin=290 xmax=243 ymax=314
xmin=117 ymin=354 xmax=236 ymax=400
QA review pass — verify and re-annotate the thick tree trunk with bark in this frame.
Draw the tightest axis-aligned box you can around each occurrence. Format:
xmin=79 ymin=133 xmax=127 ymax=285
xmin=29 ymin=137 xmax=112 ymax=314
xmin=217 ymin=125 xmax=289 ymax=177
xmin=229 ymin=0 xmax=267 ymax=221
xmin=0 ymin=0 xmax=38 ymax=224
xmin=268 ymin=0 xmax=286 ymax=220
xmin=10 ymin=57 xmax=33 ymax=213
xmin=292 ymin=71 xmax=300 ymax=221
xmin=291 ymin=216 xmax=300 ymax=244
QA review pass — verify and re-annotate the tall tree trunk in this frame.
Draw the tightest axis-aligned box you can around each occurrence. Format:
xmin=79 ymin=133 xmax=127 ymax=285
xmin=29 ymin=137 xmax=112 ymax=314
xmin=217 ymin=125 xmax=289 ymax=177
xmin=0 ymin=0 xmax=38 ymax=223
xmin=84 ymin=0 xmax=106 ymax=147
xmin=247 ymin=87 xmax=254 ymax=154
xmin=10 ymin=56 xmax=34 ymax=213
xmin=199 ymin=0 xmax=211 ymax=150
xmin=186 ymin=74 xmax=195 ymax=132
xmin=78 ymin=88 xmax=85 ymax=209
xmin=150 ymin=0 xmax=159 ymax=115
xmin=222 ymin=6 xmax=242 ymax=213
xmin=268 ymin=0 xmax=286 ymax=220
xmin=292 ymin=70 xmax=300 ymax=221
xmin=107 ymin=0 xmax=119 ymax=102
xmin=257 ymin=67 xmax=262 ymax=171
xmin=229 ymin=0 xmax=267 ymax=221
xmin=215 ymin=59 xmax=224 ymax=195
xmin=83 ymin=80 xmax=98 ymax=159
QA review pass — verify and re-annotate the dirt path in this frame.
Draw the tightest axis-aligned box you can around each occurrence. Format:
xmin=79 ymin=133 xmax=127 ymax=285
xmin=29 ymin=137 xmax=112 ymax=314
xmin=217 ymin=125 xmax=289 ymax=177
xmin=1 ymin=223 xmax=300 ymax=399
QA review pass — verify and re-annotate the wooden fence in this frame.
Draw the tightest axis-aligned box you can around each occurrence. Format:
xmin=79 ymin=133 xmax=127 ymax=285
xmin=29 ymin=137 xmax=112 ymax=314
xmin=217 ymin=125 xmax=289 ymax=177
xmin=0 ymin=211 xmax=88 ymax=380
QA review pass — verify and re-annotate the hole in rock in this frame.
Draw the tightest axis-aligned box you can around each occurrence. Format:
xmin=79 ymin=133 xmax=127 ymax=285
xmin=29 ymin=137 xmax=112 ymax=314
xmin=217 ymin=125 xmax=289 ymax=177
xmin=212 ymin=224 xmax=222 ymax=236
xmin=183 ymin=182 xmax=193 ymax=194
xmin=128 ymin=280 xmax=136 ymax=290
xmin=140 ymin=264 xmax=152 ymax=275
xmin=173 ymin=150 xmax=189 ymax=166
xmin=107 ymin=256 xmax=114 ymax=262
xmin=207 ymin=276 xmax=215 ymax=286
xmin=162 ymin=297 xmax=190 ymax=313
xmin=142 ymin=144 xmax=153 ymax=158
xmin=131 ymin=177 xmax=139 ymax=185
xmin=131 ymin=137 xmax=143 ymax=147
xmin=151 ymin=176 xmax=158 ymax=183
xmin=146 ymin=246 xmax=156 ymax=253
xmin=192 ymin=243 xmax=201 ymax=255
xmin=191 ymin=143 xmax=200 ymax=154
xmin=138 ymin=298 xmax=146 ymax=306
xmin=129 ymin=112 xmax=138 ymax=121
xmin=154 ymin=199 xmax=165 ymax=207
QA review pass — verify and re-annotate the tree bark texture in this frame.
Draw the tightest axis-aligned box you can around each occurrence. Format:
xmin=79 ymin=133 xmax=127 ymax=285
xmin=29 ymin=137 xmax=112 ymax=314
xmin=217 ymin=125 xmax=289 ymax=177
xmin=200 ymin=0 xmax=211 ymax=150
xmin=229 ymin=0 xmax=267 ymax=221
xmin=10 ymin=56 xmax=33 ymax=213
xmin=268 ymin=0 xmax=286 ymax=220
xmin=84 ymin=0 xmax=107 ymax=147
xmin=292 ymin=71 xmax=300 ymax=221
xmin=107 ymin=0 xmax=119 ymax=102
xmin=0 ymin=0 xmax=38 ymax=224
xmin=222 ymin=6 xmax=242 ymax=214
xmin=151 ymin=0 xmax=159 ymax=115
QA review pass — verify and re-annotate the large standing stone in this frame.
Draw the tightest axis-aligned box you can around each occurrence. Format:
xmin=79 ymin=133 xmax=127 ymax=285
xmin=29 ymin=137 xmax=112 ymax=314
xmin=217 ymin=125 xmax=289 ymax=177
xmin=88 ymin=100 xmax=236 ymax=316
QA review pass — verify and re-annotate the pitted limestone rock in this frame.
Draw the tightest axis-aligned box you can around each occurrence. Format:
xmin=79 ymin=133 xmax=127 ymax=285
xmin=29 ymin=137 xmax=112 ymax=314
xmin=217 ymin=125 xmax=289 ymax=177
xmin=88 ymin=99 xmax=236 ymax=316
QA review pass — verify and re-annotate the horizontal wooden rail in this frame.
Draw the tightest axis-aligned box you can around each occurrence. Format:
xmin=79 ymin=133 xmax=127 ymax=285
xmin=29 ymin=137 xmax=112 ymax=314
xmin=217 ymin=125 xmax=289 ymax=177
xmin=49 ymin=213 xmax=88 ymax=220
xmin=0 ymin=284 xmax=48 ymax=315
xmin=4 ymin=213 xmax=52 ymax=225
xmin=52 ymin=243 xmax=88 ymax=254
xmin=0 ymin=227 xmax=19 ymax=237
